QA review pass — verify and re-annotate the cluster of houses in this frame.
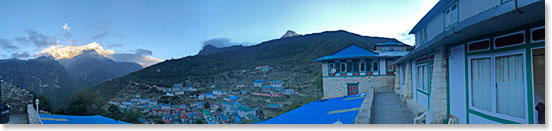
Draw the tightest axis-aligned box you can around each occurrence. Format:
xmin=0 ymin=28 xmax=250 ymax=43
xmin=155 ymin=84 xmax=198 ymax=96
xmin=107 ymin=82 xmax=269 ymax=124
xmin=252 ymin=79 xmax=296 ymax=96
xmin=315 ymin=0 xmax=545 ymax=124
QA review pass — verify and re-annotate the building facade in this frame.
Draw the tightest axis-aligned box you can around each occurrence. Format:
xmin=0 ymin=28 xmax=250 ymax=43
xmin=394 ymin=0 xmax=544 ymax=124
xmin=315 ymin=42 xmax=410 ymax=98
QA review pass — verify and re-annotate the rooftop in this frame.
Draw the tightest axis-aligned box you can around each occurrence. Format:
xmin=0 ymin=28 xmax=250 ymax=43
xmin=313 ymin=44 xmax=379 ymax=61
xmin=39 ymin=114 xmax=131 ymax=124
xmin=257 ymin=93 xmax=366 ymax=124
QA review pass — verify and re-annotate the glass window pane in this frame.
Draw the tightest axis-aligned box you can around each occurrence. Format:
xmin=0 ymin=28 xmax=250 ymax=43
xmin=471 ymin=57 xmax=492 ymax=111
xmin=496 ymin=54 xmax=525 ymax=118
xmin=387 ymin=61 xmax=393 ymax=71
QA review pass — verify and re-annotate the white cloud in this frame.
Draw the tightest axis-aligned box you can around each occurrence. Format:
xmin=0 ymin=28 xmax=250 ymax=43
xmin=62 ymin=23 xmax=71 ymax=31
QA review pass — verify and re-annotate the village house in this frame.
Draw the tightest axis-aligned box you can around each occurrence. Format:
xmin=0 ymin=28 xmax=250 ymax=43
xmin=393 ymin=0 xmax=544 ymax=124
xmin=314 ymin=42 xmax=411 ymax=98
xmin=253 ymin=80 xmax=265 ymax=87
xmin=269 ymin=80 xmax=284 ymax=88
xmin=255 ymin=65 xmax=270 ymax=72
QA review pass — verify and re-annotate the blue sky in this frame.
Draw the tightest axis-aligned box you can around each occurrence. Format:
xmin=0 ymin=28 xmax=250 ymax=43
xmin=0 ymin=0 xmax=438 ymax=65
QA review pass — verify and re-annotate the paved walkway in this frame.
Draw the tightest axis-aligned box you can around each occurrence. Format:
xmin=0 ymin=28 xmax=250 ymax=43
xmin=372 ymin=92 xmax=414 ymax=124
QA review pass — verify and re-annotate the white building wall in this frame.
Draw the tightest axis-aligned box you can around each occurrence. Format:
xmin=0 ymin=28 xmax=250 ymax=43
xmin=458 ymin=0 xmax=500 ymax=22
xmin=469 ymin=114 xmax=501 ymax=124
xmin=425 ymin=13 xmax=444 ymax=44
xmin=448 ymin=44 xmax=467 ymax=124
xmin=417 ymin=92 xmax=429 ymax=110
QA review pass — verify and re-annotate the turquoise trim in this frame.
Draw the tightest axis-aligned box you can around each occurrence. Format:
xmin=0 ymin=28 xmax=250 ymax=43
xmin=417 ymin=89 xmax=429 ymax=95
xmin=464 ymin=43 xmax=470 ymax=124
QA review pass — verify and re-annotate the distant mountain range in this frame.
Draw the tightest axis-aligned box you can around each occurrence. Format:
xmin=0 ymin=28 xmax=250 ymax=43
xmin=91 ymin=30 xmax=401 ymax=98
xmin=0 ymin=50 xmax=142 ymax=108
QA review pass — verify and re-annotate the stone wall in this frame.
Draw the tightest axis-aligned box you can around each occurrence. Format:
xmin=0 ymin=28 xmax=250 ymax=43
xmin=1 ymin=83 xmax=34 ymax=114
xmin=429 ymin=47 xmax=448 ymax=124
xmin=322 ymin=75 xmax=394 ymax=99
xmin=27 ymin=104 xmax=42 ymax=124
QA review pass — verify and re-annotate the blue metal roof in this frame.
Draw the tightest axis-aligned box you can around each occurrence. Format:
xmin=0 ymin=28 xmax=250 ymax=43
xmin=375 ymin=41 xmax=409 ymax=46
xmin=257 ymin=93 xmax=366 ymax=124
xmin=313 ymin=45 xmax=379 ymax=61
xmin=39 ymin=114 xmax=131 ymax=124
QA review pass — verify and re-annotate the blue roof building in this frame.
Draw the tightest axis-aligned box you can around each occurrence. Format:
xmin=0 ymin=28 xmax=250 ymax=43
xmin=313 ymin=44 xmax=409 ymax=99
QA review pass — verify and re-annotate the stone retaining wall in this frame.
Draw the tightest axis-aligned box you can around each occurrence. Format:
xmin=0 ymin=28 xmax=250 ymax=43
xmin=322 ymin=76 xmax=394 ymax=99
xmin=1 ymin=83 xmax=34 ymax=114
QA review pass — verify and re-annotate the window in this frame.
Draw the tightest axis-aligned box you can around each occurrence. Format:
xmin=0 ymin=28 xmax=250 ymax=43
xmin=329 ymin=63 xmax=336 ymax=73
xmin=468 ymin=39 xmax=491 ymax=52
xmin=387 ymin=60 xmax=394 ymax=71
xmin=340 ymin=63 xmax=347 ymax=72
xmin=417 ymin=64 xmax=428 ymax=91
xmin=495 ymin=54 xmax=525 ymax=119
xmin=419 ymin=27 xmax=427 ymax=44
xmin=531 ymin=26 xmax=545 ymax=43
xmin=444 ymin=2 xmax=458 ymax=28
xmin=469 ymin=52 xmax=527 ymax=122
xmin=373 ymin=61 xmax=378 ymax=71
xmin=494 ymin=31 xmax=525 ymax=49
xmin=359 ymin=62 xmax=366 ymax=72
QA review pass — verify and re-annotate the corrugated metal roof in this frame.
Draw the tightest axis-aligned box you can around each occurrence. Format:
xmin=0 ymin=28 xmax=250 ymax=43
xmin=375 ymin=41 xmax=410 ymax=46
xmin=39 ymin=114 xmax=131 ymax=124
xmin=257 ymin=93 xmax=366 ymax=124
xmin=313 ymin=45 xmax=379 ymax=61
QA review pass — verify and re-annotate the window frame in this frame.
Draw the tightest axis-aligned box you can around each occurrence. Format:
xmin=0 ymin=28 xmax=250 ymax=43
xmin=340 ymin=62 xmax=347 ymax=73
xmin=359 ymin=62 xmax=366 ymax=72
xmin=386 ymin=59 xmax=394 ymax=72
xmin=467 ymin=38 xmax=491 ymax=53
xmin=467 ymin=50 xmax=528 ymax=123
xmin=530 ymin=26 xmax=545 ymax=43
xmin=328 ymin=63 xmax=335 ymax=74
xmin=416 ymin=63 xmax=428 ymax=92
xmin=373 ymin=60 xmax=379 ymax=72
xmin=443 ymin=1 xmax=459 ymax=30
xmin=493 ymin=30 xmax=526 ymax=49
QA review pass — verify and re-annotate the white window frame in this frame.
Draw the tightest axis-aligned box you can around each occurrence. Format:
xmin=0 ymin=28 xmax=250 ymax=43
xmin=359 ymin=62 xmax=366 ymax=72
xmin=467 ymin=38 xmax=491 ymax=53
xmin=493 ymin=30 xmax=526 ymax=49
xmin=328 ymin=63 xmax=335 ymax=74
xmin=444 ymin=1 xmax=459 ymax=29
xmin=530 ymin=26 xmax=545 ymax=43
xmin=416 ymin=63 xmax=428 ymax=92
xmin=340 ymin=62 xmax=347 ymax=72
xmin=419 ymin=27 xmax=427 ymax=44
xmin=467 ymin=50 xmax=528 ymax=123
